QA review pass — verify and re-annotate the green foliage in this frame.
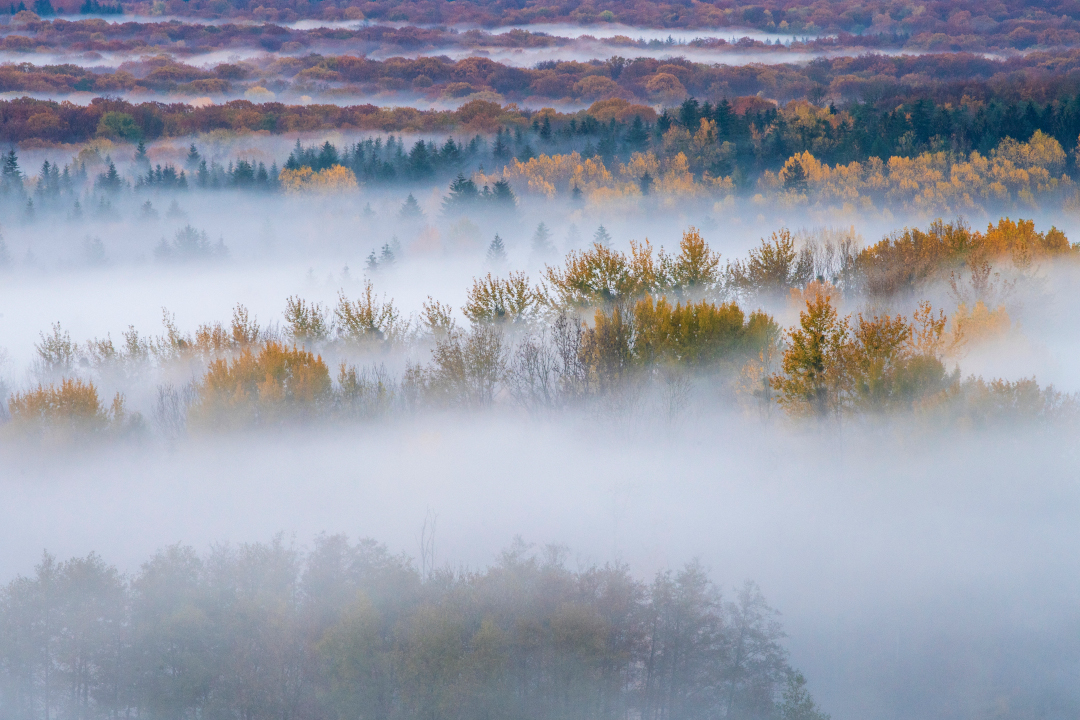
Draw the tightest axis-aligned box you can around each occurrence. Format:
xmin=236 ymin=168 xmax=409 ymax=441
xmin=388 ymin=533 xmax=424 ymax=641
xmin=95 ymin=111 xmax=141 ymax=141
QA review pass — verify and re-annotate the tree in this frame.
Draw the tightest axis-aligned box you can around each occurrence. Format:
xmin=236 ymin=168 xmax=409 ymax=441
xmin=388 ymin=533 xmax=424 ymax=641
xmin=639 ymin=171 xmax=654 ymax=195
xmin=185 ymin=143 xmax=200 ymax=169
xmin=442 ymin=173 xmax=479 ymax=215
xmin=399 ymin=193 xmax=425 ymax=221
xmin=530 ymin=222 xmax=555 ymax=260
xmin=1 ymin=147 xmax=23 ymax=195
xmin=780 ymin=672 xmax=831 ymax=720
xmin=486 ymin=234 xmax=507 ymax=266
xmin=771 ymin=295 xmax=849 ymax=418
xmin=490 ymin=179 xmax=517 ymax=209
xmin=94 ymin=161 xmax=123 ymax=193
xmin=782 ymin=157 xmax=808 ymax=192
xmin=594 ymin=225 xmax=612 ymax=248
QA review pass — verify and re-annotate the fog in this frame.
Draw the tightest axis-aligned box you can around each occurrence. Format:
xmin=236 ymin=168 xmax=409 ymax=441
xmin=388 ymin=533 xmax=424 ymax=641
xmin=4 ymin=50 xmax=1080 ymax=719
xmin=2 ymin=404 xmax=1079 ymax=719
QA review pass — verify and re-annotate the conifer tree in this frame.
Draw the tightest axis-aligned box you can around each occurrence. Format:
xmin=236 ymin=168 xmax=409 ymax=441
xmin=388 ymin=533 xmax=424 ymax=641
xmin=486 ymin=234 xmax=507 ymax=266
xmin=186 ymin=143 xmax=201 ymax=169
xmin=594 ymin=225 xmax=612 ymax=248
xmin=399 ymin=193 xmax=425 ymax=220
xmin=491 ymin=179 xmax=516 ymax=209
xmin=530 ymin=222 xmax=555 ymax=259
xmin=380 ymin=243 xmax=396 ymax=268
xmin=639 ymin=171 xmax=654 ymax=196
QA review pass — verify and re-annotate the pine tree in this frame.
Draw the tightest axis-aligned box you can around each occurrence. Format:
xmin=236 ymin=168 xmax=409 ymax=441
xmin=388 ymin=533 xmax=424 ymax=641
xmin=530 ymin=222 xmax=555 ymax=259
xmin=486 ymin=234 xmax=507 ymax=266
xmin=186 ymin=143 xmax=201 ymax=168
xmin=134 ymin=140 xmax=148 ymax=166
xmin=95 ymin=161 xmax=122 ymax=193
xmin=594 ymin=225 xmax=612 ymax=247
xmin=380 ymin=243 xmax=396 ymax=267
xmin=366 ymin=250 xmax=379 ymax=273
xmin=491 ymin=180 xmax=516 ymax=209
xmin=783 ymin=159 xmax=808 ymax=192
xmin=442 ymin=173 xmax=479 ymax=215
xmin=639 ymin=171 xmax=654 ymax=196
xmin=1 ymin=148 xmax=22 ymax=195
xmin=399 ymin=193 xmax=425 ymax=220
xmin=571 ymin=184 xmax=583 ymax=205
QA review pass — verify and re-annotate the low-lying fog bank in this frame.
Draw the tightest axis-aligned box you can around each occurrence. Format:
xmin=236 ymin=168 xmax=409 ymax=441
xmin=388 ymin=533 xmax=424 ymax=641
xmin=2 ymin=414 xmax=1079 ymax=719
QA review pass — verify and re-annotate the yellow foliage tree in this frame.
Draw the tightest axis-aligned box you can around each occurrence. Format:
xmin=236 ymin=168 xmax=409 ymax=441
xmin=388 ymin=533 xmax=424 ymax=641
xmin=190 ymin=342 xmax=331 ymax=428
xmin=279 ymin=164 xmax=359 ymax=193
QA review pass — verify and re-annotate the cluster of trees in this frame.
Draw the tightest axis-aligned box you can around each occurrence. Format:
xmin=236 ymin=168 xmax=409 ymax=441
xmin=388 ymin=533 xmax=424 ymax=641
xmin=0 ymin=537 xmax=825 ymax=720
xmin=3 ymin=219 xmax=1076 ymax=441
xmin=14 ymin=49 xmax=1080 ymax=109
xmin=495 ymin=129 xmax=1078 ymax=215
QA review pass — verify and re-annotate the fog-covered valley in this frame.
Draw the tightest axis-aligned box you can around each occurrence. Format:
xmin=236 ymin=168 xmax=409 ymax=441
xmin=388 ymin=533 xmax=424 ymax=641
xmin=4 ymin=3 xmax=1080 ymax=717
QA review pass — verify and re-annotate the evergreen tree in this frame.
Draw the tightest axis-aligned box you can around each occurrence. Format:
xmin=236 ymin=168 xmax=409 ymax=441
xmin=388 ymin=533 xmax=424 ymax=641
xmin=486 ymin=233 xmax=507 ymax=266
xmin=627 ymin=115 xmax=649 ymax=150
xmin=783 ymin=159 xmax=808 ymax=192
xmin=134 ymin=140 xmax=148 ymax=166
xmin=362 ymin=202 xmax=375 ymax=218
xmin=639 ymin=171 xmax=654 ymax=196
xmin=530 ymin=222 xmax=555 ymax=259
xmin=408 ymin=141 xmax=433 ymax=179
xmin=490 ymin=179 xmax=516 ymax=209
xmin=442 ymin=173 xmax=479 ymax=215
xmin=1 ymin=148 xmax=22 ymax=195
xmin=94 ymin=161 xmax=122 ymax=193
xmin=380 ymin=243 xmax=396 ymax=268
xmin=186 ymin=143 xmax=201 ymax=169
xmin=399 ymin=193 xmax=425 ymax=220
xmin=594 ymin=225 xmax=612 ymax=247
xmin=493 ymin=128 xmax=509 ymax=158
xmin=316 ymin=141 xmax=339 ymax=171
xmin=366 ymin=250 xmax=379 ymax=273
